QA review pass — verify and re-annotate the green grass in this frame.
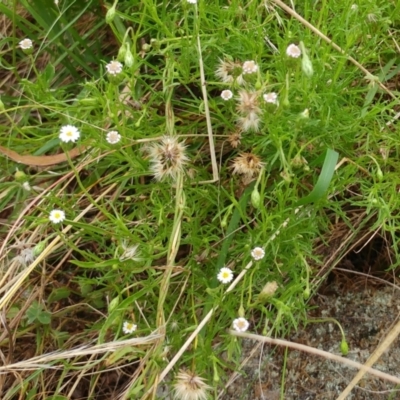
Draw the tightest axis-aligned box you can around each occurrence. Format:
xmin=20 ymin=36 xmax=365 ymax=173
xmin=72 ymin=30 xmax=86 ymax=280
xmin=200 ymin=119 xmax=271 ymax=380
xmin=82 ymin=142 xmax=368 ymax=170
xmin=1 ymin=0 xmax=400 ymax=398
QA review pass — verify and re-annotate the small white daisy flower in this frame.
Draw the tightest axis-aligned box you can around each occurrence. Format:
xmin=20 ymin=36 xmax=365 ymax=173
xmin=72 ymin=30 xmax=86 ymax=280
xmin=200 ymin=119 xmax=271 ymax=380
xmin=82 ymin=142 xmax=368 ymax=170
xmin=59 ymin=125 xmax=80 ymax=143
xmin=49 ymin=209 xmax=65 ymax=224
xmin=187 ymin=0 xmax=197 ymax=3
xmin=221 ymin=89 xmax=233 ymax=101
xmin=19 ymin=38 xmax=33 ymax=50
xmin=242 ymin=60 xmax=258 ymax=74
xmin=123 ymin=321 xmax=137 ymax=334
xmin=233 ymin=317 xmax=249 ymax=332
xmin=286 ymin=44 xmax=301 ymax=58
xmin=263 ymin=92 xmax=278 ymax=105
xmin=106 ymin=60 xmax=123 ymax=76
xmin=106 ymin=130 xmax=121 ymax=144
xmin=251 ymin=247 xmax=265 ymax=261
xmin=217 ymin=267 xmax=234 ymax=284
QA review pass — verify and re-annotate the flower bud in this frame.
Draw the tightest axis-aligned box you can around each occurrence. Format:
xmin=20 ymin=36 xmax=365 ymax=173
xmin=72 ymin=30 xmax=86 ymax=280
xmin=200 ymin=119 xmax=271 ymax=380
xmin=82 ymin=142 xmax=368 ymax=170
xmin=0 ymin=98 xmax=5 ymax=112
xmin=106 ymin=2 xmax=117 ymax=24
xmin=108 ymin=296 xmax=120 ymax=313
xmin=150 ymin=38 xmax=160 ymax=50
xmin=78 ymin=98 xmax=99 ymax=106
xmin=300 ymin=42 xmax=313 ymax=78
xmin=213 ymin=364 xmax=220 ymax=383
xmin=117 ymin=44 xmax=127 ymax=62
xmin=238 ymin=305 xmax=245 ymax=318
xmin=299 ymin=108 xmax=310 ymax=119
xmin=282 ymin=93 xmax=290 ymax=107
xmin=14 ymin=169 xmax=27 ymax=182
xmin=376 ymin=166 xmax=383 ymax=182
xmin=221 ymin=214 xmax=228 ymax=228
xmin=142 ymin=43 xmax=151 ymax=52
xmin=33 ymin=241 xmax=46 ymax=257
xmin=124 ymin=44 xmax=134 ymax=68
xmin=257 ymin=281 xmax=278 ymax=303
xmin=340 ymin=339 xmax=349 ymax=356
xmin=251 ymin=187 xmax=261 ymax=209
xmin=302 ymin=56 xmax=313 ymax=78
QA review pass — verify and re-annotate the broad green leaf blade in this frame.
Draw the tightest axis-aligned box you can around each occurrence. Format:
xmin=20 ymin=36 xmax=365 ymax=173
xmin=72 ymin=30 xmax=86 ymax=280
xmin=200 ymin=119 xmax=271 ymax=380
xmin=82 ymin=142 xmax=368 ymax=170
xmin=296 ymin=148 xmax=339 ymax=206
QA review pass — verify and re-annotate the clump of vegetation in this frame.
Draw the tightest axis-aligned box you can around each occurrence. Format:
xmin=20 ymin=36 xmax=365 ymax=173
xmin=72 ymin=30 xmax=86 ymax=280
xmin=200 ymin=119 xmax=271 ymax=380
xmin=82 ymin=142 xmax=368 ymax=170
xmin=1 ymin=0 xmax=400 ymax=398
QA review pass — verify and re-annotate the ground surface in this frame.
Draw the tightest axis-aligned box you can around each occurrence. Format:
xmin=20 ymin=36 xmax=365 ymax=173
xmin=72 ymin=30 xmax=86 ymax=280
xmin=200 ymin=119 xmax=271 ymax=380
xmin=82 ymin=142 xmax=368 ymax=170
xmin=220 ymin=277 xmax=400 ymax=400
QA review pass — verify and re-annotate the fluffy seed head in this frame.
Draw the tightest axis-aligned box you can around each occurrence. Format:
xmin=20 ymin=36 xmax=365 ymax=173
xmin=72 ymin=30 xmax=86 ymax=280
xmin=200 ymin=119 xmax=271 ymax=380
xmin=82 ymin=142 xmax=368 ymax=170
xmin=227 ymin=131 xmax=242 ymax=148
xmin=173 ymin=369 xmax=211 ymax=400
xmin=237 ymin=112 xmax=261 ymax=132
xmin=215 ymin=59 xmax=245 ymax=85
xmin=147 ymin=136 xmax=189 ymax=181
xmin=236 ymin=90 xmax=261 ymax=116
xmin=231 ymin=152 xmax=264 ymax=179
xmin=119 ymin=242 xmax=141 ymax=262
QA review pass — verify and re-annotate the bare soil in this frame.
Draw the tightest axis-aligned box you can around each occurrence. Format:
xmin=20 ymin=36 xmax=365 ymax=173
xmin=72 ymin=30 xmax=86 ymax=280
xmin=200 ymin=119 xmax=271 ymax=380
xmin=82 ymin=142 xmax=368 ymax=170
xmin=220 ymin=278 xmax=400 ymax=400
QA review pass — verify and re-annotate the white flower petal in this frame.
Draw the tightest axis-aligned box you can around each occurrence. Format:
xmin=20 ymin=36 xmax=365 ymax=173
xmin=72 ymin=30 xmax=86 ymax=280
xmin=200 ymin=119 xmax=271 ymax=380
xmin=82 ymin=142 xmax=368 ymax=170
xmin=123 ymin=321 xmax=137 ymax=334
xmin=217 ymin=267 xmax=234 ymax=284
xmin=49 ymin=209 xmax=66 ymax=224
xmin=106 ymin=130 xmax=121 ymax=144
xmin=233 ymin=317 xmax=249 ymax=332
xmin=286 ymin=44 xmax=301 ymax=58
xmin=106 ymin=60 xmax=123 ymax=75
xmin=242 ymin=60 xmax=258 ymax=74
xmin=59 ymin=125 xmax=80 ymax=143
xmin=221 ymin=90 xmax=233 ymax=100
xmin=19 ymin=38 xmax=33 ymax=50
xmin=251 ymin=247 xmax=265 ymax=261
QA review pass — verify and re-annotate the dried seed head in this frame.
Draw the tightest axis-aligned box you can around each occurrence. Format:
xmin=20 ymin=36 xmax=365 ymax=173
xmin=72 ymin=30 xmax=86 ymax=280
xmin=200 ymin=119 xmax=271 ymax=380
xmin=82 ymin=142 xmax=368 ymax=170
xmin=227 ymin=131 xmax=242 ymax=148
xmin=231 ymin=152 xmax=264 ymax=179
xmin=257 ymin=281 xmax=279 ymax=302
xmin=173 ymin=369 xmax=211 ymax=400
xmin=147 ymin=136 xmax=189 ymax=181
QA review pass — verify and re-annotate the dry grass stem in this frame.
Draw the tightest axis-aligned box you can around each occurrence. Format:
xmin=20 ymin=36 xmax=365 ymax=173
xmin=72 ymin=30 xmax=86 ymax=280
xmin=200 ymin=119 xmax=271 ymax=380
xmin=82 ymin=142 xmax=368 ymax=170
xmin=0 ymin=334 xmax=163 ymax=373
